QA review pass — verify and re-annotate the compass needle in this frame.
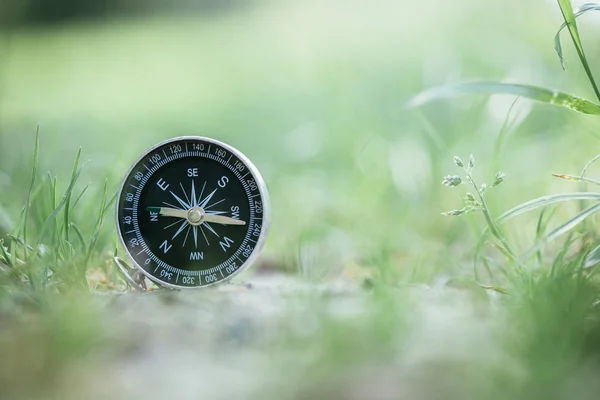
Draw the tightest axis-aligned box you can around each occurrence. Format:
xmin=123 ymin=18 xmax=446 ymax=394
xmin=149 ymin=207 xmax=188 ymax=219
xmin=117 ymin=137 xmax=269 ymax=288
xmin=203 ymin=214 xmax=246 ymax=226
xmin=205 ymin=210 xmax=227 ymax=215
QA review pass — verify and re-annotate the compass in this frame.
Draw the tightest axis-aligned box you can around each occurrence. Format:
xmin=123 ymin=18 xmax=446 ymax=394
xmin=115 ymin=136 xmax=270 ymax=289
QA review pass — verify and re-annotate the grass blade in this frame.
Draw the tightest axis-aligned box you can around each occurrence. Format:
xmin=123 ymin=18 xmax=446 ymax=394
xmin=63 ymin=148 xmax=82 ymax=243
xmin=497 ymin=192 xmax=600 ymax=225
xmin=556 ymin=0 xmax=600 ymax=101
xmin=71 ymin=184 xmax=90 ymax=211
xmin=37 ymin=166 xmax=85 ymax=244
xmin=523 ymin=203 xmax=600 ymax=259
xmin=584 ymin=243 xmax=600 ymax=268
xmin=70 ymin=223 xmax=87 ymax=250
xmin=21 ymin=127 xmax=40 ymax=258
xmin=555 ymin=2 xmax=600 ymax=69
xmin=408 ymin=81 xmax=600 ymax=115
xmin=86 ymin=181 xmax=117 ymax=264
xmin=552 ymin=173 xmax=600 ymax=186
xmin=0 ymin=239 xmax=13 ymax=268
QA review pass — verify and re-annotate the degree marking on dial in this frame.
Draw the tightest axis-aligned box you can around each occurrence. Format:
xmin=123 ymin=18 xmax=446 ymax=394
xmin=130 ymin=184 xmax=139 ymax=190
xmin=144 ymin=164 xmax=151 ymax=172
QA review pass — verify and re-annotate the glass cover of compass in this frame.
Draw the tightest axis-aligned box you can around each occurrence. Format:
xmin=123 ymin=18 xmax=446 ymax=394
xmin=116 ymin=137 xmax=270 ymax=288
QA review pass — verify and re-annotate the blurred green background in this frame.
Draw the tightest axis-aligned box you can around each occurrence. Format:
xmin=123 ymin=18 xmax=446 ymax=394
xmin=2 ymin=0 xmax=600 ymax=399
xmin=2 ymin=0 xmax=597 ymax=280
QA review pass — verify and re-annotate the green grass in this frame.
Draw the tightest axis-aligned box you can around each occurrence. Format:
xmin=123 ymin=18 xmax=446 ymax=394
xmin=2 ymin=0 xmax=600 ymax=398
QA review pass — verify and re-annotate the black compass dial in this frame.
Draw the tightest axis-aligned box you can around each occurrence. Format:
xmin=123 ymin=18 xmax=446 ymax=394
xmin=116 ymin=137 xmax=269 ymax=288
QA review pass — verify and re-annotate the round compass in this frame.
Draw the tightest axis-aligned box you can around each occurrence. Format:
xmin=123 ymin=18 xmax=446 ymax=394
xmin=116 ymin=137 xmax=270 ymax=288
